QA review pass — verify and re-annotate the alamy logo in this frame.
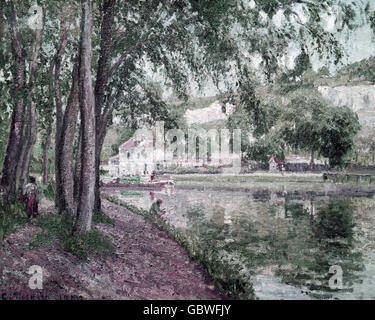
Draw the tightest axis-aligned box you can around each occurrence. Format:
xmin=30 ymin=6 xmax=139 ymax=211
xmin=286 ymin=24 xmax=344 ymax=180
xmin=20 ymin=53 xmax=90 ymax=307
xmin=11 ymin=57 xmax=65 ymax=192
xmin=130 ymin=121 xmax=242 ymax=174
xmin=328 ymin=265 xmax=343 ymax=290
xmin=28 ymin=265 xmax=43 ymax=290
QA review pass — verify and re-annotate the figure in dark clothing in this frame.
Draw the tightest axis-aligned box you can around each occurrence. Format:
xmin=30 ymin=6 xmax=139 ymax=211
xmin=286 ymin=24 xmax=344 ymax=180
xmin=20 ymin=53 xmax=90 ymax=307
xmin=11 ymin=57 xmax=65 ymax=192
xmin=23 ymin=176 xmax=38 ymax=218
xmin=150 ymin=199 xmax=166 ymax=215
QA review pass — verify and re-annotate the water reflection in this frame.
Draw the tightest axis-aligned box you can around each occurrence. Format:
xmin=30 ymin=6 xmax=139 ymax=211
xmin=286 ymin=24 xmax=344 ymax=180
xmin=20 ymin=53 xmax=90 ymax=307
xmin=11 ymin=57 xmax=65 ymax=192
xmin=276 ymin=198 xmax=364 ymax=298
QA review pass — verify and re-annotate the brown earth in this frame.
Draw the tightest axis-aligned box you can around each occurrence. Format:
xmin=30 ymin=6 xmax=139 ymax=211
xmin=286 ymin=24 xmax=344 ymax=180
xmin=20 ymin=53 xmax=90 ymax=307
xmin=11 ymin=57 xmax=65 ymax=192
xmin=0 ymin=198 xmax=226 ymax=300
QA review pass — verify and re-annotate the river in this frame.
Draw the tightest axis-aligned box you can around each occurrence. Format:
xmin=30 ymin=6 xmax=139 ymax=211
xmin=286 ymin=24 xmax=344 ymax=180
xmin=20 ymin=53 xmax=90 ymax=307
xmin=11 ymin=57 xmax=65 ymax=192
xmin=105 ymin=176 xmax=375 ymax=300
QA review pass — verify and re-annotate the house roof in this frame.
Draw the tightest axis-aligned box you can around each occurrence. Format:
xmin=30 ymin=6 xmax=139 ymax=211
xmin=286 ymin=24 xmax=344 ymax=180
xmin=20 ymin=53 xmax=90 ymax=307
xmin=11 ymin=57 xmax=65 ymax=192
xmin=269 ymin=156 xmax=283 ymax=164
xmin=119 ymin=137 xmax=136 ymax=150
xmin=109 ymin=155 xmax=119 ymax=160
xmin=119 ymin=136 xmax=154 ymax=151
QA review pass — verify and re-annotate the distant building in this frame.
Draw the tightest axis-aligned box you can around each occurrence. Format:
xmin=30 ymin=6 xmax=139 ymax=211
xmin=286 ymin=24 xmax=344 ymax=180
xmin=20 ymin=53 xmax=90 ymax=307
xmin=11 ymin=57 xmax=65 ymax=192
xmin=101 ymin=132 xmax=239 ymax=178
xmin=119 ymin=137 xmax=155 ymax=176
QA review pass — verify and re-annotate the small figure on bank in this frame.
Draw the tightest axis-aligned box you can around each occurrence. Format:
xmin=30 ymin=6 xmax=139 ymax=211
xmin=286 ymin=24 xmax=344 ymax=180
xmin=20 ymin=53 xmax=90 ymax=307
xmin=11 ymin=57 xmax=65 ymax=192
xmin=23 ymin=176 xmax=39 ymax=218
xmin=149 ymin=199 xmax=166 ymax=215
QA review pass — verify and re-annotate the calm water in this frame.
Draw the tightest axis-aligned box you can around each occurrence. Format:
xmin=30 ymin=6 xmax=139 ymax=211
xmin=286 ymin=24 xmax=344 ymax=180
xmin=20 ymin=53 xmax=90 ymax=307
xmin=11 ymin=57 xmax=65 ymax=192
xmin=109 ymin=182 xmax=375 ymax=300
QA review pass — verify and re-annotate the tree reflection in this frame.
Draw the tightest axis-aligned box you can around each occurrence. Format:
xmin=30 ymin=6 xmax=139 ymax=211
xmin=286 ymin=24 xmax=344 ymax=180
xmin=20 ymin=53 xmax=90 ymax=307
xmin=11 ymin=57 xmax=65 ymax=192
xmin=278 ymin=198 xmax=364 ymax=298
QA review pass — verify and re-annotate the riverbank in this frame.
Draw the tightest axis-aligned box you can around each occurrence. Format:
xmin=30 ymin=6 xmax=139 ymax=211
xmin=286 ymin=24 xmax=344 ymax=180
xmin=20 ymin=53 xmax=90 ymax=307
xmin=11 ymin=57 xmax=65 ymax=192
xmin=0 ymin=198 xmax=224 ymax=300
xmin=102 ymin=191 xmax=256 ymax=299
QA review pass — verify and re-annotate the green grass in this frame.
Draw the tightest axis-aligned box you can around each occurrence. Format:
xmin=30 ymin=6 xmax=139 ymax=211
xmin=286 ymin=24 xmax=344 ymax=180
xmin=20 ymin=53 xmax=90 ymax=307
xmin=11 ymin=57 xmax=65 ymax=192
xmin=0 ymin=201 xmax=29 ymax=241
xmin=30 ymin=212 xmax=114 ymax=260
xmin=92 ymin=210 xmax=115 ymax=225
xmin=62 ymin=229 xmax=114 ymax=260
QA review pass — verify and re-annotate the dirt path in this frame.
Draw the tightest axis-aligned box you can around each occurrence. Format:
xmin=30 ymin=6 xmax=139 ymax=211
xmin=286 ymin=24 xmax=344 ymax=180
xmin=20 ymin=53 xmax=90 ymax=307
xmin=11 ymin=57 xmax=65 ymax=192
xmin=0 ymin=198 xmax=225 ymax=300
xmin=98 ymin=199 xmax=225 ymax=299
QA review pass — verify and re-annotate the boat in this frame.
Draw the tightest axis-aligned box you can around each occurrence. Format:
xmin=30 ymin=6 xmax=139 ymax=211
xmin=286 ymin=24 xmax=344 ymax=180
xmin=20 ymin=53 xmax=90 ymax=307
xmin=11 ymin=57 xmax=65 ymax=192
xmin=150 ymin=175 xmax=175 ymax=186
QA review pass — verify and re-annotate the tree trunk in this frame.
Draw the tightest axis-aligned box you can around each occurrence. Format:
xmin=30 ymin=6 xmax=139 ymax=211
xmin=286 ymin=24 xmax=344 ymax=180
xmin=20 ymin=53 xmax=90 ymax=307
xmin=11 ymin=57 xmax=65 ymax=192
xmin=94 ymin=92 xmax=120 ymax=213
xmin=73 ymin=0 xmax=96 ymax=235
xmin=93 ymin=0 xmax=116 ymax=213
xmin=16 ymin=105 xmax=30 ymax=188
xmin=73 ymin=123 xmax=82 ymax=202
xmin=19 ymin=101 xmax=37 ymax=187
xmin=54 ymin=14 xmax=68 ymax=211
xmin=19 ymin=27 xmax=42 ymax=188
xmin=42 ymin=122 xmax=52 ymax=185
xmin=94 ymin=127 xmax=106 ymax=213
xmin=57 ymin=65 xmax=79 ymax=216
xmin=1 ymin=3 xmax=26 ymax=198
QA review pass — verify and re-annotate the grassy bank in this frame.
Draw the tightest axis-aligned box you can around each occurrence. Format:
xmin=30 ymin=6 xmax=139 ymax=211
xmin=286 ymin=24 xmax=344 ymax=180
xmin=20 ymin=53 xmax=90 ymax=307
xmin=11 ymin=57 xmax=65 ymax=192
xmin=102 ymin=192 xmax=255 ymax=299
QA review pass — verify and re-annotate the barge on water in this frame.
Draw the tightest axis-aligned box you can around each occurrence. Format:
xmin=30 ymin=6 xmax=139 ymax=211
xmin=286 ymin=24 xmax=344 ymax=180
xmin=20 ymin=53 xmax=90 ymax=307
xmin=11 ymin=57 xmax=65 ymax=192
xmin=102 ymin=175 xmax=175 ymax=190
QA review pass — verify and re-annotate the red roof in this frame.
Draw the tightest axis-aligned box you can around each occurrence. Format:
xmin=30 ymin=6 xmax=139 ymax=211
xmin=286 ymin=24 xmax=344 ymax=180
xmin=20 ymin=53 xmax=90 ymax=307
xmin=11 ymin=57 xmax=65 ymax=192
xmin=109 ymin=155 xmax=119 ymax=160
xmin=270 ymin=156 xmax=283 ymax=164
xmin=119 ymin=137 xmax=136 ymax=150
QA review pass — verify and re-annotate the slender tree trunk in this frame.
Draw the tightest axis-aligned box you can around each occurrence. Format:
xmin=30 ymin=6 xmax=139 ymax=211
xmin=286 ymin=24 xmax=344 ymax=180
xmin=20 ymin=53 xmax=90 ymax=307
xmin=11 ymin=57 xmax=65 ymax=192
xmin=73 ymin=123 xmax=82 ymax=202
xmin=16 ymin=105 xmax=30 ymax=187
xmin=58 ymin=65 xmax=79 ymax=216
xmin=42 ymin=122 xmax=52 ymax=185
xmin=94 ymin=127 xmax=106 ymax=212
xmin=73 ymin=0 xmax=96 ymax=235
xmin=19 ymin=27 xmax=42 ymax=188
xmin=19 ymin=101 xmax=37 ymax=186
xmin=93 ymin=0 xmax=116 ymax=213
xmin=1 ymin=3 xmax=26 ymax=198
xmin=54 ymin=15 xmax=68 ymax=211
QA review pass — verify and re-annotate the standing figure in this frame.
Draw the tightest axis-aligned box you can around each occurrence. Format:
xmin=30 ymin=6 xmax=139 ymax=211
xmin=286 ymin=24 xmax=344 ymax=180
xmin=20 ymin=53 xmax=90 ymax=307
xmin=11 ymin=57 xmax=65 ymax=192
xmin=23 ymin=176 xmax=39 ymax=218
xmin=149 ymin=199 xmax=166 ymax=215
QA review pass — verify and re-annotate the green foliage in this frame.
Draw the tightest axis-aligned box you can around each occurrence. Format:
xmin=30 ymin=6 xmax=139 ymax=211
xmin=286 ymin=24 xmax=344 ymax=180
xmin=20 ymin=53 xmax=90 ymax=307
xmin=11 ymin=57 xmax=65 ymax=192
xmin=0 ymin=201 xmax=29 ymax=241
xmin=336 ymin=56 xmax=375 ymax=83
xmin=30 ymin=212 xmax=114 ymax=259
xmin=318 ymin=106 xmax=361 ymax=167
xmin=62 ymin=230 xmax=114 ymax=260
xmin=92 ymin=210 xmax=114 ymax=225
xmin=30 ymin=213 xmax=73 ymax=248
xmin=279 ymin=95 xmax=360 ymax=167
xmin=280 ymin=95 xmax=326 ymax=153
xmin=246 ymin=138 xmax=284 ymax=163
xmin=227 ymin=75 xmax=280 ymax=152
xmin=110 ymin=127 xmax=134 ymax=156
